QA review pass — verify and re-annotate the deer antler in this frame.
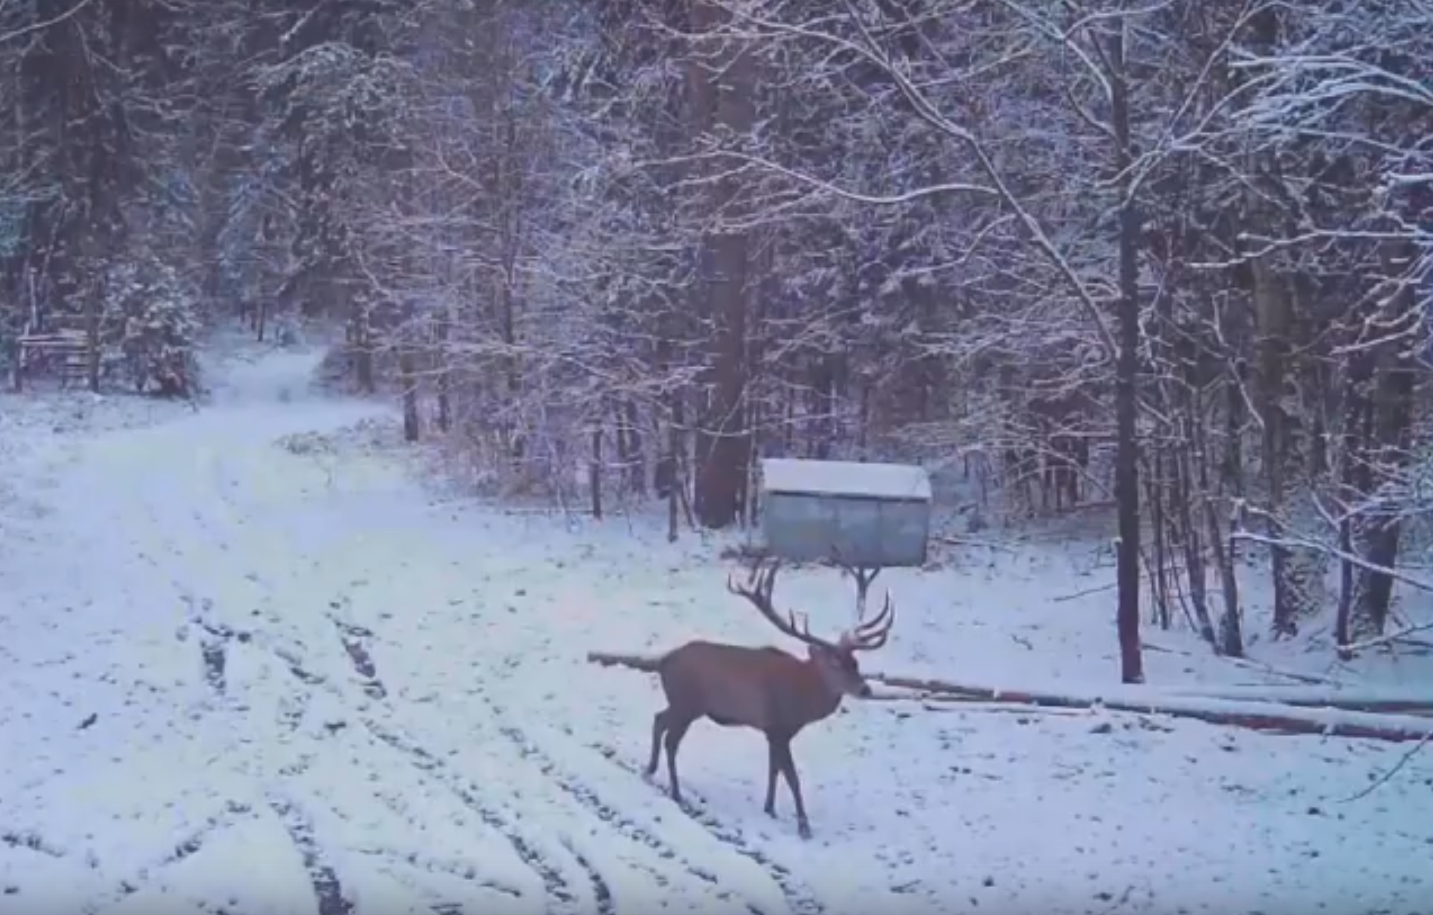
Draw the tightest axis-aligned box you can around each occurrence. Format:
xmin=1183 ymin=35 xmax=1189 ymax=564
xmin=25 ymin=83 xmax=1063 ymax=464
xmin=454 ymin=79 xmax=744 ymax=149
xmin=727 ymin=558 xmax=837 ymax=650
xmin=839 ymin=591 xmax=895 ymax=652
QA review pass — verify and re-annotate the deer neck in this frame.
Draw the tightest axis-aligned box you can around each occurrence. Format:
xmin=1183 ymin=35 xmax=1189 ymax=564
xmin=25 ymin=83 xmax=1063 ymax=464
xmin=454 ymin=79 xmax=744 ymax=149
xmin=796 ymin=658 xmax=844 ymax=724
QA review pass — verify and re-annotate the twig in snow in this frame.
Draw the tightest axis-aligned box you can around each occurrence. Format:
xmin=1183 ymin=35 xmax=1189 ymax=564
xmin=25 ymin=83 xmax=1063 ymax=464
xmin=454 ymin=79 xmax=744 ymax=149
xmin=1338 ymin=620 xmax=1433 ymax=656
xmin=1054 ymin=580 xmax=1116 ymax=602
xmin=1142 ymin=640 xmax=1341 ymax=687
xmin=1341 ymin=729 xmax=1433 ymax=803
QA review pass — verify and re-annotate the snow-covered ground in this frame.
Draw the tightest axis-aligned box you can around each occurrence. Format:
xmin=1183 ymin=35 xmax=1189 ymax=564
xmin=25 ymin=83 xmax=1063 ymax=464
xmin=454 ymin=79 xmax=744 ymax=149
xmin=2 ymin=336 xmax=1431 ymax=915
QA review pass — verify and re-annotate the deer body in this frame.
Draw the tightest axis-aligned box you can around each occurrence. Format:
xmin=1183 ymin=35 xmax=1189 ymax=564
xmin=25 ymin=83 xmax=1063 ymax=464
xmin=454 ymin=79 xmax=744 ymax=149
xmin=656 ymin=641 xmax=844 ymax=732
xmin=644 ymin=560 xmax=895 ymax=839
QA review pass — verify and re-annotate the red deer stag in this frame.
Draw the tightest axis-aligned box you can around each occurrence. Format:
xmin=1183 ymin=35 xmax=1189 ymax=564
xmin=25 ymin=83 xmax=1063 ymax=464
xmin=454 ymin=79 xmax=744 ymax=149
xmin=645 ymin=557 xmax=895 ymax=839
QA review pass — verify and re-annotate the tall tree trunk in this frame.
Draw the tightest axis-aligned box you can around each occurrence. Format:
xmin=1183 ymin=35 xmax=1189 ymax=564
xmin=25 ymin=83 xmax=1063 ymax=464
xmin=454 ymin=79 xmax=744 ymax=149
xmin=1337 ymin=330 xmax=1375 ymax=649
xmin=1351 ymin=239 xmax=1420 ymax=639
xmin=398 ymin=335 xmax=420 ymax=442
xmin=1251 ymin=247 xmax=1298 ymax=637
xmin=436 ymin=311 xmax=452 ymax=433
xmin=1109 ymin=22 xmax=1144 ymax=684
xmin=691 ymin=0 xmax=753 ymax=530
xmin=1240 ymin=3 xmax=1322 ymax=637
xmin=590 ymin=426 xmax=604 ymax=520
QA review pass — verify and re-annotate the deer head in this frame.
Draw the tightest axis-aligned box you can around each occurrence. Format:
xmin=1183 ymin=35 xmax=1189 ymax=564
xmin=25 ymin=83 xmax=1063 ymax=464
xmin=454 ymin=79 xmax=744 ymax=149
xmin=727 ymin=558 xmax=895 ymax=698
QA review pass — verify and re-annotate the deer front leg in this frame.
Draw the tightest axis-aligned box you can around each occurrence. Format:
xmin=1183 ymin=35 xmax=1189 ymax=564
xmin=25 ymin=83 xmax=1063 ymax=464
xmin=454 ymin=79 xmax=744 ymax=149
xmin=774 ymin=738 xmax=811 ymax=839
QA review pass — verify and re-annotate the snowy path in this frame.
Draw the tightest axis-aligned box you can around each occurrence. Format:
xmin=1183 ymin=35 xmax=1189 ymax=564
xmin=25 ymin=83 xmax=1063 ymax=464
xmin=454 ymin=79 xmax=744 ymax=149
xmin=4 ymin=344 xmax=1433 ymax=915
xmin=2 ymin=352 xmax=773 ymax=915
xmin=0 ymin=350 xmax=845 ymax=915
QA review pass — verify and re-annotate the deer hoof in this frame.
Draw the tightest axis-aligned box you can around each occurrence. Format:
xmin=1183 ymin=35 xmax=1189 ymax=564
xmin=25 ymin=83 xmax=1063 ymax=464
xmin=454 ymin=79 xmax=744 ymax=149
xmin=797 ymin=820 xmax=812 ymax=840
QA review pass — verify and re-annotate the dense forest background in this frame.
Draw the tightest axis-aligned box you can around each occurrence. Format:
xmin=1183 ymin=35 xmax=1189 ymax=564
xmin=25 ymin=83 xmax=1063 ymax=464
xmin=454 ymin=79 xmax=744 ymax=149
xmin=0 ymin=0 xmax=1429 ymax=681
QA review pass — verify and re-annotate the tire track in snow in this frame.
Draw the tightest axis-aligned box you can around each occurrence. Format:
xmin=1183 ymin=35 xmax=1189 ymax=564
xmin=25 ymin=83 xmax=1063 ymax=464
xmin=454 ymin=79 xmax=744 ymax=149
xmin=475 ymin=685 xmax=802 ymax=915
xmin=314 ymin=601 xmax=598 ymax=915
xmin=161 ymin=519 xmax=539 ymax=914
xmin=327 ymin=600 xmax=387 ymax=700
xmin=493 ymin=720 xmax=743 ymax=899
xmin=122 ymin=400 xmax=763 ymax=915
xmin=586 ymin=738 xmax=828 ymax=915
xmin=359 ymin=784 xmax=531 ymax=912
xmin=227 ymin=610 xmax=574 ymax=915
xmin=65 ymin=801 xmax=257 ymax=913
xmin=328 ymin=581 xmax=755 ymax=915
xmin=167 ymin=536 xmax=575 ymax=915
xmin=266 ymin=794 xmax=353 ymax=915
xmin=345 ymin=587 xmax=801 ymax=915
xmin=14 ymin=448 xmax=320 ymax=913
xmin=207 ymin=633 xmax=550 ymax=915
xmin=0 ymin=830 xmax=65 ymax=858
xmin=16 ymin=361 xmax=508 ymax=915
xmin=335 ymin=606 xmax=758 ymax=914
xmin=182 ymin=596 xmax=237 ymax=698
xmin=359 ymin=676 xmax=761 ymax=915
xmin=360 ymin=718 xmax=601 ymax=915
xmin=467 ymin=645 xmax=822 ymax=915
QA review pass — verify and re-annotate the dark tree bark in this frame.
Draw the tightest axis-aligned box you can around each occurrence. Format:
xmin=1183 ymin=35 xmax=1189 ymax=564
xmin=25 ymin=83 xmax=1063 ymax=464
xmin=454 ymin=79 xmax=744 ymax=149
xmin=1109 ymin=23 xmax=1144 ymax=685
xmin=590 ymin=427 xmax=604 ymax=520
xmin=399 ymin=344 xmax=420 ymax=442
xmin=1351 ymin=239 xmax=1420 ymax=639
xmin=690 ymin=0 xmax=753 ymax=530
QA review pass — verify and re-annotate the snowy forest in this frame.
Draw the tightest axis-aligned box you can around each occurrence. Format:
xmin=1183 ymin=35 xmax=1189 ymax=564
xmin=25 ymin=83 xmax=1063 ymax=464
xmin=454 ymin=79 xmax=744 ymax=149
xmin=1 ymin=0 xmax=1429 ymax=685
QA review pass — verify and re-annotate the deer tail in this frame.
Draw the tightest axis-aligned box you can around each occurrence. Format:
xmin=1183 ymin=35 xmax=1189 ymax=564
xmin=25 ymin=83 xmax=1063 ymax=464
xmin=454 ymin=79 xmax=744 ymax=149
xmin=587 ymin=651 xmax=665 ymax=673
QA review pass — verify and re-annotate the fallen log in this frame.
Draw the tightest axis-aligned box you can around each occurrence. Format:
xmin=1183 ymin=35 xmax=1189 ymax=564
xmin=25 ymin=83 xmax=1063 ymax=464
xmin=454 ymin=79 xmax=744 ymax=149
xmin=871 ymin=671 xmax=1433 ymax=715
xmin=916 ymin=701 xmax=1095 ymax=718
xmin=1153 ymin=684 xmax=1433 ymax=715
xmin=868 ymin=672 xmax=1433 ymax=743
xmin=1134 ymin=688 xmax=1433 ymax=721
xmin=588 ymin=651 xmax=1433 ymax=741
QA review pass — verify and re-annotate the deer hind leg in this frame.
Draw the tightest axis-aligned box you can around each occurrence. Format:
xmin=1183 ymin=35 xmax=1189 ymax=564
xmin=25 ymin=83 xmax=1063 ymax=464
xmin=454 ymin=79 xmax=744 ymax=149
xmin=763 ymin=737 xmax=781 ymax=816
xmin=773 ymin=737 xmax=812 ymax=839
xmin=646 ymin=709 xmax=669 ymax=777
xmin=662 ymin=715 xmax=694 ymax=803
